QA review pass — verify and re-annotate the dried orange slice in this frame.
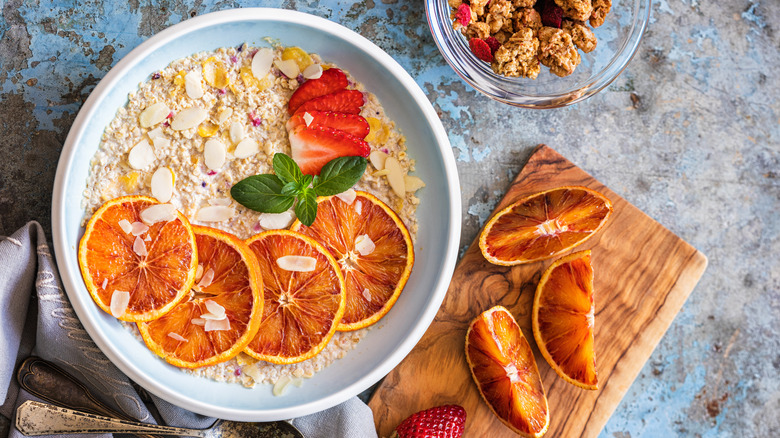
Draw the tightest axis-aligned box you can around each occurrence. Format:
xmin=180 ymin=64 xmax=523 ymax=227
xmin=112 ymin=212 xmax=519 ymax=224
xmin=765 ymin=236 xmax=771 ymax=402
xmin=78 ymin=196 xmax=197 ymax=322
xmin=244 ymin=230 xmax=345 ymax=364
xmin=466 ymin=306 xmax=549 ymax=438
xmin=479 ymin=186 xmax=612 ymax=266
xmin=533 ymin=250 xmax=598 ymax=390
xmin=138 ymin=226 xmax=263 ymax=368
xmin=290 ymin=191 xmax=414 ymax=331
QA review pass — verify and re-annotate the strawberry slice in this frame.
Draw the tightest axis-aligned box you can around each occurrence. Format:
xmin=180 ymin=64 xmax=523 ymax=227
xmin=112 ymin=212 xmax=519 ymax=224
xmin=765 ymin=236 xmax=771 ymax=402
xmin=289 ymin=125 xmax=370 ymax=175
xmin=286 ymin=110 xmax=370 ymax=139
xmin=294 ymin=89 xmax=365 ymax=115
xmin=288 ymin=68 xmax=348 ymax=115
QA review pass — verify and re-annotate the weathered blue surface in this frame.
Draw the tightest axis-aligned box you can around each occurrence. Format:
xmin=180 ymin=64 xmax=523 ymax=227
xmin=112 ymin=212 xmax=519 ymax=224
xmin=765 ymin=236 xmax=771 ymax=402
xmin=1 ymin=0 xmax=778 ymax=436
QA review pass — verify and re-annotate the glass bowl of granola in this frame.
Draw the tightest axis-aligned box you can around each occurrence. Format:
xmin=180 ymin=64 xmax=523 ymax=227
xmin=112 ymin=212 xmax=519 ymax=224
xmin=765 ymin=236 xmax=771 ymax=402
xmin=426 ymin=0 xmax=651 ymax=107
xmin=52 ymin=8 xmax=460 ymax=421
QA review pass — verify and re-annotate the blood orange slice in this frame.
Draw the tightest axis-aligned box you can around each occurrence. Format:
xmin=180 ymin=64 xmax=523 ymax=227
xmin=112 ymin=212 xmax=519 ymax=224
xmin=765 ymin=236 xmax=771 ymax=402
xmin=533 ymin=250 xmax=598 ymax=390
xmin=466 ymin=306 xmax=549 ymax=438
xmin=290 ymin=191 xmax=414 ymax=331
xmin=244 ymin=230 xmax=345 ymax=364
xmin=137 ymin=226 xmax=263 ymax=368
xmin=479 ymin=186 xmax=612 ymax=266
xmin=78 ymin=196 xmax=197 ymax=322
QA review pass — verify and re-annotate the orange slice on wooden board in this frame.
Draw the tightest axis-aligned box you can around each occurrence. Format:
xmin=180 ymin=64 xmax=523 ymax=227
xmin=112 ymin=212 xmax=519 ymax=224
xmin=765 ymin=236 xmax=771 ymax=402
xmin=466 ymin=306 xmax=549 ymax=438
xmin=290 ymin=191 xmax=414 ymax=331
xmin=479 ymin=186 xmax=612 ymax=266
xmin=533 ymin=250 xmax=598 ymax=390
xmin=78 ymin=196 xmax=197 ymax=322
xmin=244 ymin=230 xmax=346 ymax=364
xmin=138 ymin=226 xmax=263 ymax=368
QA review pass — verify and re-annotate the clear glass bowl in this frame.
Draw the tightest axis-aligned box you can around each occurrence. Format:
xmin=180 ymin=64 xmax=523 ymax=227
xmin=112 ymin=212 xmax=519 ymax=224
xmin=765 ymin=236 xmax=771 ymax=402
xmin=426 ymin=0 xmax=651 ymax=108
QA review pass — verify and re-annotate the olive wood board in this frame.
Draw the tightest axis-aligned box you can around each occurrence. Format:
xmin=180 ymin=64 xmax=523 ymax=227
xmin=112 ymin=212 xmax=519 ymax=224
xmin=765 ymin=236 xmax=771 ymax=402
xmin=369 ymin=144 xmax=708 ymax=437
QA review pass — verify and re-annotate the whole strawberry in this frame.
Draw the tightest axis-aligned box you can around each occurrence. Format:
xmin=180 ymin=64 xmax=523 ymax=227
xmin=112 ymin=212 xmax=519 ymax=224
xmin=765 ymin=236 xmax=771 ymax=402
xmin=391 ymin=404 xmax=466 ymax=438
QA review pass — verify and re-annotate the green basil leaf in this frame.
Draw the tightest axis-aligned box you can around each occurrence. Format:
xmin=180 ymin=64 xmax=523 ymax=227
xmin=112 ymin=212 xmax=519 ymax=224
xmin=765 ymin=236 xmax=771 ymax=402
xmin=281 ymin=181 xmax=300 ymax=197
xmin=231 ymin=174 xmax=295 ymax=213
xmin=295 ymin=188 xmax=318 ymax=227
xmin=273 ymin=153 xmax=303 ymax=184
xmin=312 ymin=156 xmax=368 ymax=196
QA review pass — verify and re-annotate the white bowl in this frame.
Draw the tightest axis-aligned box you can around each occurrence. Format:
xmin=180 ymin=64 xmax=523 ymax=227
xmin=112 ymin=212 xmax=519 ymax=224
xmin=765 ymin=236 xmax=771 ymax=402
xmin=52 ymin=8 xmax=460 ymax=421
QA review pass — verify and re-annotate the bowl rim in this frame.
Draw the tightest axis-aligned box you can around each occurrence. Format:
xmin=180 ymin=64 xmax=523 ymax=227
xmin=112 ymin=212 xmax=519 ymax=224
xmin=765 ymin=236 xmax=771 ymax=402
xmin=51 ymin=7 xmax=461 ymax=420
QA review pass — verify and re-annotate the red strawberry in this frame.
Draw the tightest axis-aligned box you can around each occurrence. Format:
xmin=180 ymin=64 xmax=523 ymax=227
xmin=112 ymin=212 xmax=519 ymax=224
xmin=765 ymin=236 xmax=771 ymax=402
xmin=484 ymin=36 xmax=501 ymax=54
xmin=468 ymin=38 xmax=493 ymax=63
xmin=540 ymin=0 xmax=564 ymax=28
xmin=286 ymin=110 xmax=370 ymax=139
xmin=288 ymin=125 xmax=370 ymax=175
xmin=455 ymin=4 xmax=472 ymax=27
xmin=391 ymin=405 xmax=466 ymax=438
xmin=288 ymin=68 xmax=348 ymax=115
xmin=294 ymin=89 xmax=365 ymax=115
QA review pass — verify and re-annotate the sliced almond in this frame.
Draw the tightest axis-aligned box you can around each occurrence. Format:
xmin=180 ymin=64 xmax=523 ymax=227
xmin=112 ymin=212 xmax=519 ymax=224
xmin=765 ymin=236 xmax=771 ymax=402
xmin=272 ymin=375 xmax=293 ymax=396
xmin=147 ymin=127 xmax=165 ymax=140
xmin=209 ymin=197 xmax=232 ymax=206
xmin=152 ymin=136 xmax=171 ymax=150
xmin=335 ymin=189 xmax=357 ymax=205
xmin=170 ymin=107 xmax=207 ymax=131
xmin=139 ymin=102 xmax=170 ymax=128
xmin=204 ymin=139 xmax=226 ymax=170
xmin=274 ymin=59 xmax=300 ymax=79
xmin=101 ymin=278 xmax=108 ymax=289
xmin=198 ymin=268 xmax=215 ymax=289
xmin=354 ymin=234 xmax=376 ymax=256
xmin=110 ymin=290 xmax=130 ymax=317
xmin=191 ymin=318 xmax=206 ymax=326
xmin=144 ymin=234 xmax=152 ymax=242
xmin=384 ymin=156 xmax=406 ymax=198
xmin=133 ymin=236 xmax=148 ymax=256
xmin=196 ymin=206 xmax=235 ymax=222
xmin=151 ymin=167 xmax=175 ymax=203
xmin=362 ymin=288 xmax=372 ymax=302
xmin=302 ymin=64 xmax=323 ymax=80
xmin=258 ymin=211 xmax=296 ymax=230
xmin=195 ymin=264 xmax=204 ymax=282
xmin=127 ymin=139 xmax=156 ymax=170
xmin=369 ymin=150 xmax=388 ymax=171
xmin=204 ymin=299 xmax=226 ymax=318
xmin=140 ymin=203 xmax=177 ymax=225
xmin=118 ymin=219 xmax=133 ymax=234
xmin=204 ymin=318 xmax=231 ymax=332
xmin=234 ymin=138 xmax=259 ymax=159
xmin=229 ymin=122 xmax=245 ymax=144
xmin=185 ymin=71 xmax=204 ymax=99
xmin=130 ymin=221 xmax=149 ymax=236
xmin=276 ymin=255 xmax=317 ymax=272
xmin=354 ymin=200 xmax=363 ymax=215
xmin=217 ymin=107 xmax=233 ymax=124
xmin=168 ymin=332 xmax=188 ymax=342
xmin=251 ymin=48 xmax=274 ymax=80
xmin=303 ymin=112 xmax=314 ymax=127
xmin=404 ymin=175 xmax=426 ymax=192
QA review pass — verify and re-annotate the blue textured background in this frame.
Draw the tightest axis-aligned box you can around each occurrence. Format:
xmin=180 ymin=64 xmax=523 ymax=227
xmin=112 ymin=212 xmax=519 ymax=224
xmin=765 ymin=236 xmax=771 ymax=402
xmin=1 ymin=0 xmax=778 ymax=436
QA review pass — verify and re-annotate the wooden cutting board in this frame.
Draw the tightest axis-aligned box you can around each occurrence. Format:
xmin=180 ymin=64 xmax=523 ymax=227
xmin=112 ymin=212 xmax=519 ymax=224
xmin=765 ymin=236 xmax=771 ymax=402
xmin=369 ymin=145 xmax=708 ymax=437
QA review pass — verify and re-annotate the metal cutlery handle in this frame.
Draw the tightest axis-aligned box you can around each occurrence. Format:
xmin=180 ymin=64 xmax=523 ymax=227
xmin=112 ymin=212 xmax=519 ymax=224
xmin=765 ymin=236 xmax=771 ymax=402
xmin=16 ymin=400 xmax=207 ymax=437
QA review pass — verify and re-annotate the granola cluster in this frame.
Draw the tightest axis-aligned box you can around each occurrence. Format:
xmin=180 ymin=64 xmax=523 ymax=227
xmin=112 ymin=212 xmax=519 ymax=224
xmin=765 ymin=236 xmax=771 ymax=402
xmin=450 ymin=0 xmax=608 ymax=78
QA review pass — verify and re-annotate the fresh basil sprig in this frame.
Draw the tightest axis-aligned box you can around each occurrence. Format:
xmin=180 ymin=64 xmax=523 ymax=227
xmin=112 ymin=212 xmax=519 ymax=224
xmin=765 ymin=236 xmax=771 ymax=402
xmin=231 ymin=153 xmax=367 ymax=226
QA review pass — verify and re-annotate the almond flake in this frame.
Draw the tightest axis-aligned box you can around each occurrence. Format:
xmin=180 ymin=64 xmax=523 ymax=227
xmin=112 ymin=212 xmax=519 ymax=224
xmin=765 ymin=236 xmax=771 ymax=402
xmin=139 ymin=102 xmax=170 ymax=128
xmin=303 ymin=112 xmax=314 ymax=127
xmin=110 ymin=290 xmax=130 ymax=317
xmin=152 ymin=136 xmax=171 ymax=150
xmin=147 ymin=127 xmax=165 ymax=140
xmin=127 ymin=139 xmax=156 ymax=170
xmin=195 ymin=264 xmax=204 ymax=282
xmin=118 ymin=219 xmax=133 ymax=234
xmin=302 ymin=64 xmax=323 ymax=80
xmin=133 ymin=236 xmax=148 ymax=256
xmin=234 ymin=138 xmax=259 ymax=159
xmin=200 ymin=312 xmax=225 ymax=320
xmin=272 ymin=375 xmax=292 ymax=396
xmin=191 ymin=318 xmax=206 ymax=326
xmin=130 ymin=221 xmax=149 ymax=236
xmin=404 ymin=175 xmax=426 ymax=192
xmin=362 ymin=288 xmax=372 ymax=302
xmin=276 ymin=255 xmax=317 ymax=272
xmin=140 ymin=204 xmax=177 ymax=225
xmin=274 ymin=59 xmax=300 ymax=79
xmin=336 ymin=189 xmax=357 ymax=205
xmin=251 ymin=48 xmax=274 ymax=80
xmin=170 ymin=107 xmax=207 ymax=131
xmin=144 ymin=234 xmax=152 ymax=242
xmin=369 ymin=150 xmax=388 ymax=171
xmin=204 ymin=318 xmax=231 ymax=332
xmin=209 ymin=197 xmax=232 ymax=206
xmin=204 ymin=139 xmax=226 ymax=170
xmin=354 ymin=200 xmax=363 ymax=215
xmin=168 ymin=332 xmax=189 ymax=342
xmin=384 ymin=156 xmax=406 ymax=198
xmin=198 ymin=268 xmax=215 ymax=289
xmin=229 ymin=122 xmax=245 ymax=144
xmin=196 ymin=206 xmax=235 ymax=222
xmin=185 ymin=70 xmax=204 ymax=99
xmin=101 ymin=278 xmax=108 ymax=289
xmin=217 ymin=107 xmax=233 ymax=124
xmin=258 ymin=210 xmax=296 ymax=230
xmin=151 ymin=167 xmax=175 ymax=203
xmin=354 ymin=234 xmax=376 ymax=256
xmin=204 ymin=299 xmax=226 ymax=318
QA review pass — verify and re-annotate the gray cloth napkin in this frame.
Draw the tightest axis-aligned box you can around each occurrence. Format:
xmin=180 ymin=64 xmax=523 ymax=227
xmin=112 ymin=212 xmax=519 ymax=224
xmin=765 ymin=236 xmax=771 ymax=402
xmin=0 ymin=222 xmax=378 ymax=438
